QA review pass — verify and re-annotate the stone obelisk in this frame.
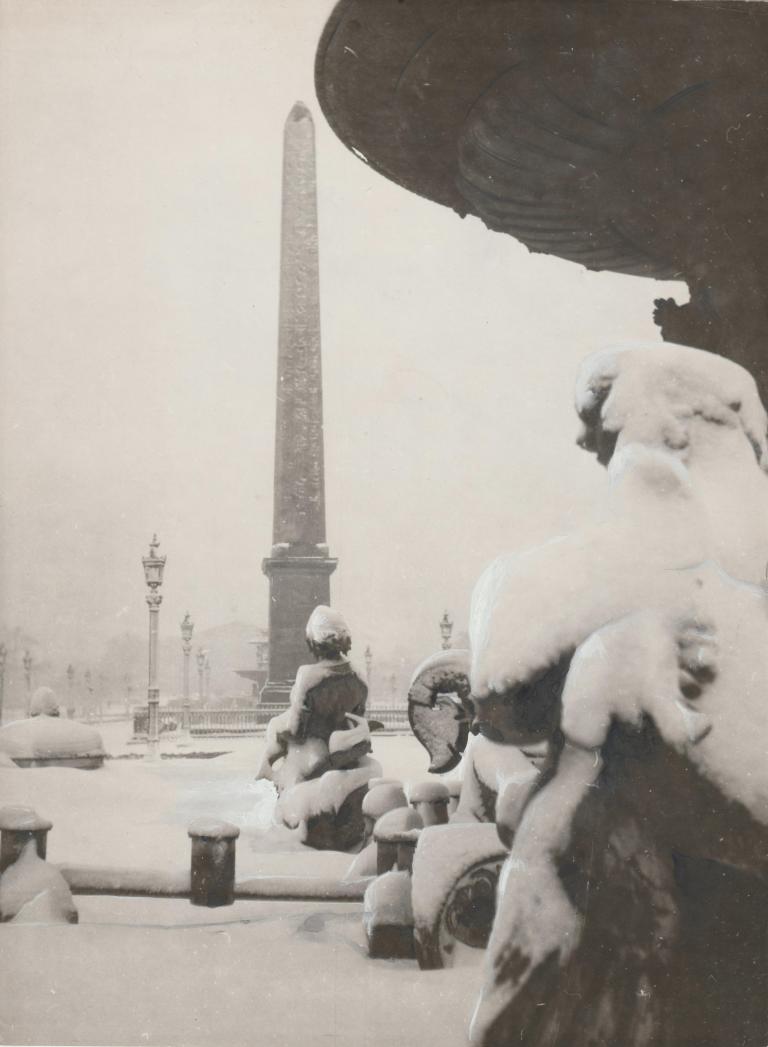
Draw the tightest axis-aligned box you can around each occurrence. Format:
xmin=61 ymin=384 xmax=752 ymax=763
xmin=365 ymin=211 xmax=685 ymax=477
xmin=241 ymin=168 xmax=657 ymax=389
xmin=261 ymin=102 xmax=337 ymax=706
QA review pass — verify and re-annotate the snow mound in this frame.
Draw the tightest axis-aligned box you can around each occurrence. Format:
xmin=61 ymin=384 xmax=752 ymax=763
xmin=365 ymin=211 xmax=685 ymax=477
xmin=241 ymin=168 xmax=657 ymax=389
xmin=187 ymin=817 xmax=240 ymax=840
xmin=363 ymin=869 xmax=414 ymax=927
xmin=373 ymin=806 xmax=422 ymax=839
xmin=344 ymin=841 xmax=378 ymax=880
xmin=0 ymin=840 xmax=78 ymax=924
xmin=0 ymin=716 xmax=105 ymax=760
xmin=362 ymin=783 xmax=407 ymax=819
xmin=0 ymin=805 xmax=52 ymax=832
xmin=409 ymin=781 xmax=450 ymax=804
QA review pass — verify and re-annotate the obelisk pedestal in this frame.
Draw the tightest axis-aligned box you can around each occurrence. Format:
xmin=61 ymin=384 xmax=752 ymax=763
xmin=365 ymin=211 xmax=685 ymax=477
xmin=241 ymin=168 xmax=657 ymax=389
xmin=261 ymin=102 xmax=337 ymax=706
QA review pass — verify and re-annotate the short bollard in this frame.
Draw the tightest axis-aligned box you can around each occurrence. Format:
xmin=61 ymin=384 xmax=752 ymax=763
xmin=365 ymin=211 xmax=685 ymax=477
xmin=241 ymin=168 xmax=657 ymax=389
xmin=395 ymin=834 xmax=419 ymax=874
xmin=445 ymin=779 xmax=462 ymax=816
xmin=188 ymin=818 xmax=240 ymax=907
xmin=362 ymin=784 xmax=408 ymax=847
xmin=374 ymin=807 xmax=422 ymax=875
xmin=409 ymin=781 xmax=450 ymax=827
xmin=0 ymin=806 xmax=53 ymax=873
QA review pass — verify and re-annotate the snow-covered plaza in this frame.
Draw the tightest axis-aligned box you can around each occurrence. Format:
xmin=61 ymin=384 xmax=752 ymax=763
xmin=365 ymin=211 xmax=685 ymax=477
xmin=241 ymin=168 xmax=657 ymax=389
xmin=4 ymin=0 xmax=768 ymax=1044
xmin=0 ymin=725 xmax=480 ymax=1047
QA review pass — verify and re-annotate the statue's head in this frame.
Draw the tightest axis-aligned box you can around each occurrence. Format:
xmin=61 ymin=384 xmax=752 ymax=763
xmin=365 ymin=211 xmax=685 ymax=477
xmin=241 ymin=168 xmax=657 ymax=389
xmin=575 ymin=344 xmax=768 ymax=471
xmin=30 ymin=686 xmax=59 ymax=717
xmin=305 ymin=605 xmax=352 ymax=660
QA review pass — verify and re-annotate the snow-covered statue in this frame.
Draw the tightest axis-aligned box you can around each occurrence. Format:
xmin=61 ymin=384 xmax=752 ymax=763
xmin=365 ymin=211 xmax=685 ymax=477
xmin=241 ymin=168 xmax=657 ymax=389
xmin=409 ymin=345 xmax=768 ymax=1045
xmin=30 ymin=686 xmax=59 ymax=717
xmin=257 ymin=606 xmax=381 ymax=851
xmin=0 ymin=687 xmax=105 ymax=769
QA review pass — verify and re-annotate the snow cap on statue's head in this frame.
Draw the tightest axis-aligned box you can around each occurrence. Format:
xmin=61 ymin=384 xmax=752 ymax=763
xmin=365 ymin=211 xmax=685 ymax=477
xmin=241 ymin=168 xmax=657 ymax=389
xmin=575 ymin=344 xmax=768 ymax=472
xmin=307 ymin=607 xmax=355 ymax=644
xmin=30 ymin=687 xmax=59 ymax=717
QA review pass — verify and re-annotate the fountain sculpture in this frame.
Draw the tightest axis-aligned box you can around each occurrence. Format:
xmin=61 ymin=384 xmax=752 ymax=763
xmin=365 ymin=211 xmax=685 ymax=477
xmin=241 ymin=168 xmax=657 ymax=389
xmin=407 ymin=345 xmax=768 ymax=1044
xmin=257 ymin=606 xmax=380 ymax=851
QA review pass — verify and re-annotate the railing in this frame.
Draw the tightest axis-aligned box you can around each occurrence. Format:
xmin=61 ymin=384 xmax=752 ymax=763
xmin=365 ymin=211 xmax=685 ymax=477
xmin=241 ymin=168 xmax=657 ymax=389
xmin=132 ymin=709 xmax=182 ymax=736
xmin=132 ymin=704 xmax=410 ymax=738
xmin=368 ymin=706 xmax=410 ymax=731
xmin=190 ymin=706 xmax=283 ymax=735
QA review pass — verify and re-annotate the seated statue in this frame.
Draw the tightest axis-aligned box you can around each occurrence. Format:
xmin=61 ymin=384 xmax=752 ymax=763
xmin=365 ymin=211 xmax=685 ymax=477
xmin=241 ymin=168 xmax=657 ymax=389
xmin=257 ymin=606 xmax=381 ymax=851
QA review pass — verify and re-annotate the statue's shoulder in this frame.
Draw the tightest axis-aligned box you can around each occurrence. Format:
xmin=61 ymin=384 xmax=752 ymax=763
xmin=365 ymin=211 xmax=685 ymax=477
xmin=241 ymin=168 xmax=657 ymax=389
xmin=294 ymin=663 xmax=328 ymax=692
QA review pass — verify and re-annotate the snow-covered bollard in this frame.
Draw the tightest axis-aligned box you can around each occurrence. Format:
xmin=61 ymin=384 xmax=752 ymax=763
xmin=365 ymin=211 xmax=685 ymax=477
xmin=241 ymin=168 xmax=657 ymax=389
xmin=344 ymin=782 xmax=410 ymax=880
xmin=373 ymin=807 xmax=422 ymax=875
xmin=363 ymin=870 xmax=415 ymax=959
xmin=0 ymin=805 xmax=53 ymax=873
xmin=0 ymin=839 xmax=78 ymax=924
xmin=444 ymin=780 xmax=462 ymax=816
xmin=187 ymin=818 xmax=240 ymax=908
xmin=409 ymin=781 xmax=450 ymax=827
xmin=362 ymin=782 xmax=407 ymax=841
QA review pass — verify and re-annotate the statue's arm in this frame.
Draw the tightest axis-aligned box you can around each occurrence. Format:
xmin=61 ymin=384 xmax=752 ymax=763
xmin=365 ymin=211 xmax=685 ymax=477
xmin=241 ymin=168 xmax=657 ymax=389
xmin=284 ymin=667 xmax=313 ymax=736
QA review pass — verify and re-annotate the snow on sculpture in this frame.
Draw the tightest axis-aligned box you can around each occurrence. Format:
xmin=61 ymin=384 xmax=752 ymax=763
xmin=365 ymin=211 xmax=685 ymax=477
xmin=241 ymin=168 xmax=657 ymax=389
xmin=411 ymin=345 xmax=768 ymax=794
xmin=0 ymin=687 xmax=105 ymax=769
xmin=408 ymin=344 xmax=768 ymax=1044
xmin=471 ymin=571 xmax=768 ymax=1045
xmin=256 ymin=606 xmax=381 ymax=851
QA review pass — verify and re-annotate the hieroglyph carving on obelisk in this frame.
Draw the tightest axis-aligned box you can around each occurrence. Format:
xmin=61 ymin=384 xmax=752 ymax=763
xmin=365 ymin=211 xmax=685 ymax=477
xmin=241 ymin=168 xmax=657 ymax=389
xmin=262 ymin=103 xmax=337 ymax=705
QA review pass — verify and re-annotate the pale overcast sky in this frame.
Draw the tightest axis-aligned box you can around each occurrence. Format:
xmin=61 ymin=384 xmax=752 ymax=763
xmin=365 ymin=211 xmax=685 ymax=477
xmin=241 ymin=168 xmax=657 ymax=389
xmin=0 ymin=0 xmax=685 ymax=679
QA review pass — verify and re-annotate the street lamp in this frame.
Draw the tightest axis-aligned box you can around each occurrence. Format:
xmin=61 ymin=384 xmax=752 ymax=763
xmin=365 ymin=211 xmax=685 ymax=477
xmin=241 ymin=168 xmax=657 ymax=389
xmin=142 ymin=534 xmax=166 ymax=757
xmin=66 ymin=664 xmax=75 ymax=719
xmin=364 ymin=645 xmax=373 ymax=688
xmin=196 ymin=648 xmax=206 ymax=705
xmin=0 ymin=643 xmax=6 ymax=725
xmin=439 ymin=611 xmax=454 ymax=650
xmin=180 ymin=613 xmax=194 ymax=735
xmin=22 ymin=650 xmax=33 ymax=716
xmin=84 ymin=669 xmax=93 ymax=721
xmin=204 ymin=653 xmax=211 ymax=703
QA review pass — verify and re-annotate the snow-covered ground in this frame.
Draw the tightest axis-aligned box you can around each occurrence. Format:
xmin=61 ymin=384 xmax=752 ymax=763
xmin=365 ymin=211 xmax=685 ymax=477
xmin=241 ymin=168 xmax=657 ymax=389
xmin=0 ymin=722 xmax=481 ymax=1046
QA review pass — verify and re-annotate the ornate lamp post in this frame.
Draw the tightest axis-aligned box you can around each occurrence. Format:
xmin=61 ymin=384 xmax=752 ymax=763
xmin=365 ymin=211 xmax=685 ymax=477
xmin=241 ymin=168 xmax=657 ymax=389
xmin=142 ymin=534 xmax=166 ymax=757
xmin=364 ymin=645 xmax=373 ymax=689
xmin=196 ymin=648 xmax=206 ymax=705
xmin=180 ymin=613 xmax=194 ymax=734
xmin=0 ymin=643 xmax=6 ymax=725
xmin=124 ymin=673 xmax=133 ymax=718
xmin=22 ymin=650 xmax=32 ymax=716
xmin=66 ymin=664 xmax=75 ymax=719
xmin=439 ymin=611 xmax=454 ymax=651
xmin=204 ymin=653 xmax=211 ymax=703
xmin=84 ymin=668 xmax=93 ymax=721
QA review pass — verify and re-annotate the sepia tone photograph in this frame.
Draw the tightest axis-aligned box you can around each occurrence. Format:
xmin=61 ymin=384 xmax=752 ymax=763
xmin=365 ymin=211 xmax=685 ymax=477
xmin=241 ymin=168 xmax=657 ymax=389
xmin=1 ymin=1 xmax=767 ymax=1045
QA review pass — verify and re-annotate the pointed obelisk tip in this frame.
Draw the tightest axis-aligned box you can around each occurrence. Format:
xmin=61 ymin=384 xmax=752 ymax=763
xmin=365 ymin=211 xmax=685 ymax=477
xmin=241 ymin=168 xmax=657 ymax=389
xmin=288 ymin=100 xmax=313 ymax=124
